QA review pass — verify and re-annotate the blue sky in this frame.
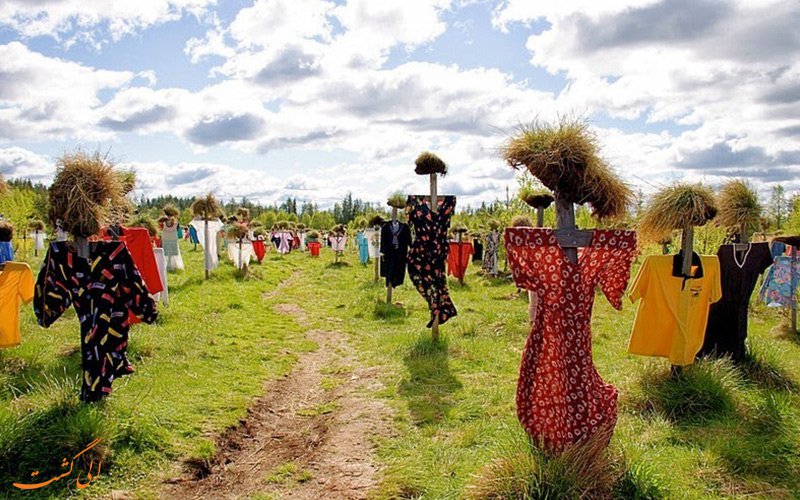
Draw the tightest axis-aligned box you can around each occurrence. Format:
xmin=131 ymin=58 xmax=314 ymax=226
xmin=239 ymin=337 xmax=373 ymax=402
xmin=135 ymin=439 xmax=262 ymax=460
xmin=1 ymin=0 xmax=798 ymax=208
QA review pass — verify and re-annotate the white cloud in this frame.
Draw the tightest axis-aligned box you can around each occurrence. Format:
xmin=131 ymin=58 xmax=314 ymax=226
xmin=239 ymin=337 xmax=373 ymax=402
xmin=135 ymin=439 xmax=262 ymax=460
xmin=0 ymin=0 xmax=216 ymax=46
xmin=0 ymin=147 xmax=53 ymax=182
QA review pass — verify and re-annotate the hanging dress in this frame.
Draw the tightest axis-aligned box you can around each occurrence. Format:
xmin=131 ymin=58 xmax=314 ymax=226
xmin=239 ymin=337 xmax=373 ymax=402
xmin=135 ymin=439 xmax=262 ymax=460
xmin=759 ymin=254 xmax=800 ymax=307
xmin=153 ymin=247 xmax=169 ymax=306
xmin=34 ymin=242 xmax=158 ymax=402
xmin=473 ymin=238 xmax=484 ymax=262
xmin=380 ymin=221 xmax=411 ymax=287
xmin=161 ymin=220 xmax=185 ymax=271
xmin=0 ymin=241 xmax=13 ymax=264
xmin=190 ymin=219 xmax=224 ymax=270
xmin=505 ymin=228 xmax=637 ymax=454
xmin=188 ymin=225 xmax=200 ymax=245
xmin=483 ymin=231 xmax=500 ymax=276
xmin=447 ymin=241 xmax=474 ymax=280
xmin=0 ymin=262 xmax=34 ymax=348
xmin=357 ymin=232 xmax=370 ymax=264
xmin=406 ymin=195 xmax=457 ymax=327
xmin=30 ymin=231 xmax=46 ymax=252
xmin=252 ymin=238 xmax=266 ymax=263
xmin=308 ymin=241 xmax=321 ymax=257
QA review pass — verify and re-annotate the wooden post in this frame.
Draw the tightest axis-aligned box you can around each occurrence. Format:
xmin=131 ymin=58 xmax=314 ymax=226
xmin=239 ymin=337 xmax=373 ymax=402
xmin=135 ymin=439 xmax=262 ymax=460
xmin=457 ymin=231 xmax=464 ymax=286
xmin=204 ymin=211 xmax=210 ymax=280
xmin=555 ymin=196 xmax=577 ymax=264
xmin=681 ymin=226 xmax=694 ymax=276
xmin=374 ymin=229 xmax=380 ymax=282
xmin=238 ymin=237 xmax=243 ymax=273
xmin=386 ymin=207 xmax=398 ymax=303
xmin=430 ymin=173 xmax=440 ymax=341
xmin=536 ymin=207 xmax=544 ymax=228
xmin=792 ymin=245 xmax=797 ymax=335
xmin=22 ymin=232 xmax=27 ymax=260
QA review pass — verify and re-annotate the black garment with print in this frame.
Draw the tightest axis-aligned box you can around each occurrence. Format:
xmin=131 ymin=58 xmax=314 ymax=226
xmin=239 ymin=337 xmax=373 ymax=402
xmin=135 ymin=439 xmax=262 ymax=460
xmin=406 ymin=195 xmax=458 ymax=327
xmin=34 ymin=242 xmax=157 ymax=402
xmin=380 ymin=220 xmax=411 ymax=288
xmin=700 ymin=242 xmax=772 ymax=361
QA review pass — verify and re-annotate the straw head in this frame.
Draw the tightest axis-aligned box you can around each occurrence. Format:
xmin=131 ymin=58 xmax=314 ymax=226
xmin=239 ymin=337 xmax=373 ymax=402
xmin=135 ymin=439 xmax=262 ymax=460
xmin=0 ymin=221 xmax=12 ymax=241
xmin=415 ymin=151 xmax=447 ymax=176
xmin=715 ymin=179 xmax=762 ymax=232
xmin=638 ymin=183 xmax=718 ymax=243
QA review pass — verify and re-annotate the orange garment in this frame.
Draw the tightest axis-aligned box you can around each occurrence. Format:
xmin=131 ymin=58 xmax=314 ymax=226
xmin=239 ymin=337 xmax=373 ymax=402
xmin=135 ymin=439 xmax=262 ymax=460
xmin=308 ymin=241 xmax=321 ymax=257
xmin=0 ymin=262 xmax=35 ymax=348
xmin=447 ymin=241 xmax=474 ymax=279
xmin=98 ymin=227 xmax=163 ymax=295
xmin=252 ymin=239 xmax=266 ymax=263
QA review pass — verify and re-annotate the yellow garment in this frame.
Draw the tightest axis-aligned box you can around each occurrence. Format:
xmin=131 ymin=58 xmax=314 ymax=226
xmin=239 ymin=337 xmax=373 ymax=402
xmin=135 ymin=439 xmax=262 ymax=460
xmin=0 ymin=262 xmax=35 ymax=348
xmin=628 ymin=255 xmax=722 ymax=366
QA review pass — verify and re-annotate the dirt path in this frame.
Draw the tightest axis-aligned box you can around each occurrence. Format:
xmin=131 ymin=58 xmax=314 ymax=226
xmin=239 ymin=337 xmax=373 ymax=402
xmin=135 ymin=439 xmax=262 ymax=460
xmin=161 ymin=302 xmax=393 ymax=500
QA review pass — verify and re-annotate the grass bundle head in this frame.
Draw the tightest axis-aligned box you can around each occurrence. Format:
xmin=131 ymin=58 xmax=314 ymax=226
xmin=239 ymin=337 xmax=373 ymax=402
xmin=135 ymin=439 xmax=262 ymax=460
xmin=331 ymin=224 xmax=346 ymax=235
xmin=48 ymin=149 xmax=125 ymax=238
xmin=415 ymin=151 xmax=447 ymax=176
xmin=488 ymin=219 xmax=501 ymax=231
xmin=227 ymin=222 xmax=248 ymax=240
xmin=130 ymin=215 xmax=158 ymax=237
xmin=519 ymin=185 xmax=555 ymax=209
xmin=276 ymin=220 xmax=290 ymax=230
xmin=716 ymin=179 xmax=762 ymax=232
xmin=163 ymin=204 xmax=179 ymax=218
xmin=307 ymin=230 xmax=320 ymax=240
xmin=235 ymin=207 xmax=250 ymax=221
xmin=388 ymin=193 xmax=407 ymax=209
xmin=116 ymin=169 xmax=136 ymax=195
xmin=296 ymin=223 xmax=306 ymax=231
xmin=638 ymin=183 xmax=718 ymax=242
xmin=368 ymin=215 xmax=385 ymax=227
xmin=0 ymin=221 xmax=12 ymax=242
xmin=28 ymin=219 xmax=45 ymax=232
xmin=252 ymin=227 xmax=265 ymax=238
xmin=157 ymin=215 xmax=169 ymax=224
xmin=250 ymin=220 xmax=263 ymax=229
xmin=503 ymin=118 xmax=632 ymax=219
xmin=191 ymin=193 xmax=223 ymax=219
xmin=511 ymin=215 xmax=533 ymax=227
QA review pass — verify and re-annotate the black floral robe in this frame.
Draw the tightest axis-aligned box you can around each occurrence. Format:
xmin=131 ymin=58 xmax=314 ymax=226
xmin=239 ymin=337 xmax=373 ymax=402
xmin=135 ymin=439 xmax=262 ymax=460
xmin=34 ymin=242 xmax=157 ymax=402
xmin=406 ymin=195 xmax=457 ymax=327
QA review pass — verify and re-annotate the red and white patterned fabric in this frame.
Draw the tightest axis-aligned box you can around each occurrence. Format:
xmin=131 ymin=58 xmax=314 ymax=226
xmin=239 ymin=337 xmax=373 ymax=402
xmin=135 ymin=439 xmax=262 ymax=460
xmin=505 ymin=227 xmax=637 ymax=454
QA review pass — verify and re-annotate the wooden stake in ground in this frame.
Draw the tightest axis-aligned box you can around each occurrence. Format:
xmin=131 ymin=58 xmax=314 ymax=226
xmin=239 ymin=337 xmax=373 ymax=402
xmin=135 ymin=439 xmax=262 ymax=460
xmin=386 ymin=207 xmax=398 ymax=304
xmin=681 ymin=226 xmax=694 ymax=277
xmin=456 ymin=230 xmax=464 ymax=286
xmin=430 ymin=172 xmax=441 ymax=341
xmin=204 ymin=211 xmax=210 ymax=280
xmin=536 ymin=207 xmax=545 ymax=228
xmin=34 ymin=229 xmax=39 ymax=257
xmin=792 ymin=245 xmax=797 ymax=335
xmin=373 ymin=234 xmax=380 ymax=282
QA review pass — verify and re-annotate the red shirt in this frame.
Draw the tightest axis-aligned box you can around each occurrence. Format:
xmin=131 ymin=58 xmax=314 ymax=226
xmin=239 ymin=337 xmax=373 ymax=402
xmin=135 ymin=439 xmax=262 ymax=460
xmin=447 ymin=241 xmax=473 ymax=279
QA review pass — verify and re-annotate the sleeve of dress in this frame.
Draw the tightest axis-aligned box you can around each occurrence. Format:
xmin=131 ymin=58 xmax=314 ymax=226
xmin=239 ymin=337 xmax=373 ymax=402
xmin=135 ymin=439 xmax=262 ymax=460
xmin=600 ymin=244 xmax=637 ymax=310
xmin=117 ymin=244 xmax=158 ymax=324
xmin=504 ymin=232 xmax=538 ymax=291
xmin=33 ymin=247 xmax=72 ymax=328
xmin=628 ymin=255 xmax=650 ymax=304
xmin=18 ymin=264 xmax=34 ymax=304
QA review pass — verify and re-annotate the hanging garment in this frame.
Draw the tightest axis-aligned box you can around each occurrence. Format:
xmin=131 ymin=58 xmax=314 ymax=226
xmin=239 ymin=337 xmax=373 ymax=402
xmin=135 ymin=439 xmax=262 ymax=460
xmin=277 ymin=232 xmax=292 ymax=254
xmin=98 ymin=226 xmax=164 ymax=296
xmin=153 ymin=248 xmax=169 ymax=307
xmin=447 ymin=241 xmax=474 ymax=280
xmin=701 ymin=243 xmax=772 ymax=361
xmin=364 ymin=228 xmax=381 ymax=259
xmin=629 ymin=253 xmax=722 ymax=366
xmin=293 ymin=234 xmax=301 ymax=249
xmin=357 ymin=231 xmax=370 ymax=264
xmin=472 ymin=238 xmax=484 ymax=262
xmin=34 ymin=242 xmax=157 ymax=402
xmin=189 ymin=219 xmax=224 ymax=270
xmin=0 ymin=241 xmax=13 ymax=265
xmin=161 ymin=221 xmax=184 ymax=271
xmin=252 ymin=238 xmax=266 ymax=263
xmin=483 ymin=231 xmax=500 ymax=276
xmin=506 ymin=227 xmax=637 ymax=454
xmin=406 ymin=195 xmax=457 ymax=327
xmin=330 ymin=235 xmax=347 ymax=253
xmin=176 ymin=224 xmax=183 ymax=240
xmin=299 ymin=231 xmax=307 ymax=250
xmin=380 ymin=220 xmax=412 ymax=287
xmin=227 ymin=239 xmax=254 ymax=269
xmin=30 ymin=231 xmax=46 ymax=251
xmin=55 ymin=227 xmax=68 ymax=242
xmin=188 ymin=225 xmax=200 ymax=245
xmin=771 ymin=241 xmax=787 ymax=260
xmin=0 ymin=262 xmax=35 ymax=348
xmin=308 ymin=241 xmax=321 ymax=257
xmin=758 ymin=254 xmax=800 ymax=307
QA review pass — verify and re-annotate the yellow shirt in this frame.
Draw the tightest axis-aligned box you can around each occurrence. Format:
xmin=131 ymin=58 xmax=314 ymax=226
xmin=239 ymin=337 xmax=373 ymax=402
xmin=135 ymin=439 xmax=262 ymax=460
xmin=628 ymin=255 xmax=722 ymax=366
xmin=0 ymin=262 xmax=35 ymax=348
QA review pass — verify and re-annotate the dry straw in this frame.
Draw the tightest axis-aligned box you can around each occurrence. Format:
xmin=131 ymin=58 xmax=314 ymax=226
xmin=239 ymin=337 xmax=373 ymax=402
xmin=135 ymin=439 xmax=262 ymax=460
xmin=503 ymin=118 xmax=631 ymax=219
xmin=297 ymin=223 xmax=306 ymax=231
xmin=511 ymin=215 xmax=533 ymax=227
xmin=331 ymin=224 xmax=346 ymax=235
xmin=250 ymin=220 xmax=264 ymax=229
xmin=387 ymin=193 xmax=407 ymax=209
xmin=28 ymin=219 xmax=45 ymax=232
xmin=715 ymin=179 xmax=762 ymax=232
xmin=0 ymin=174 xmax=7 ymax=196
xmin=0 ymin=221 xmax=13 ymax=241
xmin=191 ymin=193 xmax=223 ymax=219
xmin=163 ymin=204 xmax=180 ymax=218
xmin=488 ymin=219 xmax=502 ymax=231
xmin=638 ymin=183 xmax=717 ymax=243
xmin=368 ymin=215 xmax=385 ymax=227
xmin=227 ymin=222 xmax=249 ymax=240
xmin=236 ymin=207 xmax=250 ymax=221
xmin=519 ymin=185 xmax=555 ymax=209
xmin=131 ymin=215 xmax=158 ymax=237
xmin=415 ymin=151 xmax=448 ymax=176
xmin=307 ymin=230 xmax=320 ymax=240
xmin=157 ymin=215 xmax=169 ymax=224
xmin=117 ymin=169 xmax=136 ymax=196
xmin=49 ymin=150 xmax=124 ymax=238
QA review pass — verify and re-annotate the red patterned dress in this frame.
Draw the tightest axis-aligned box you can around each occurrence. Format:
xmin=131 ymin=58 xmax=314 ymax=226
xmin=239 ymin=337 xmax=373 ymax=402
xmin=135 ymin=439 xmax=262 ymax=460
xmin=505 ymin=228 xmax=637 ymax=453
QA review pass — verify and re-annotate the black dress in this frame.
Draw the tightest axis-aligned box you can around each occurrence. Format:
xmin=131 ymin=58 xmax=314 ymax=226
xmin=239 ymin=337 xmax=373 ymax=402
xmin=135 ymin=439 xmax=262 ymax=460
xmin=472 ymin=238 xmax=484 ymax=262
xmin=380 ymin=220 xmax=411 ymax=287
xmin=406 ymin=195 xmax=458 ymax=327
xmin=34 ymin=242 xmax=158 ymax=402
xmin=700 ymin=242 xmax=772 ymax=361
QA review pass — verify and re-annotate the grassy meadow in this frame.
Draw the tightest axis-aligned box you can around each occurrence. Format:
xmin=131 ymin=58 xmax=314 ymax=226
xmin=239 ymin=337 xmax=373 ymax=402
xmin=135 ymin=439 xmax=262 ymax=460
xmin=1 ymin=239 xmax=799 ymax=499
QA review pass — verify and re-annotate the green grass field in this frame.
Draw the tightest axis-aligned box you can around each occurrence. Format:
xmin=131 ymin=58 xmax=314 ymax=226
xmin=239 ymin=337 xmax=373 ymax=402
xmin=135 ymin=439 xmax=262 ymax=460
xmin=1 ymin=241 xmax=799 ymax=499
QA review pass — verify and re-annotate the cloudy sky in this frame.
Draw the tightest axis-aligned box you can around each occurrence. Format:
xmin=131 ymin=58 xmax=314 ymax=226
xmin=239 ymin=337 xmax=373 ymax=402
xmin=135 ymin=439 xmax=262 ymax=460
xmin=0 ymin=0 xmax=798 ymax=209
